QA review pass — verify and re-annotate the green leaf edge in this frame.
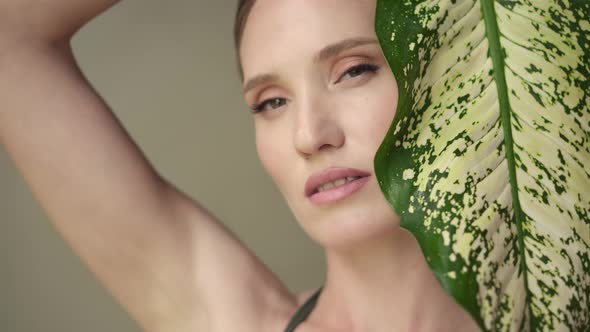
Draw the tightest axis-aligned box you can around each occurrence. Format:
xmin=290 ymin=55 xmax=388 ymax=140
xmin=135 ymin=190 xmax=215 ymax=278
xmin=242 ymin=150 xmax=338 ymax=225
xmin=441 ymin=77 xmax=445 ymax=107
xmin=372 ymin=1 xmax=537 ymax=329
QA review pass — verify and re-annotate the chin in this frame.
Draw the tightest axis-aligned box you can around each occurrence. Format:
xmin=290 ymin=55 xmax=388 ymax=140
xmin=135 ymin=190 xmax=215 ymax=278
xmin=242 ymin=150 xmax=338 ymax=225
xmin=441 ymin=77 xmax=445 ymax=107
xmin=322 ymin=223 xmax=398 ymax=251
xmin=299 ymin=200 xmax=401 ymax=250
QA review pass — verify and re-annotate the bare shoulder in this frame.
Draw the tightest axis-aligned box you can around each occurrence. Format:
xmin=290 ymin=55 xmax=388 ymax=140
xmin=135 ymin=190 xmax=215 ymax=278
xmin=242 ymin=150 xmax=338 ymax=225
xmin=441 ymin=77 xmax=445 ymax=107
xmin=204 ymin=279 xmax=320 ymax=332
xmin=243 ymin=288 xmax=320 ymax=332
xmin=295 ymin=288 xmax=321 ymax=307
xmin=202 ymin=270 xmax=301 ymax=332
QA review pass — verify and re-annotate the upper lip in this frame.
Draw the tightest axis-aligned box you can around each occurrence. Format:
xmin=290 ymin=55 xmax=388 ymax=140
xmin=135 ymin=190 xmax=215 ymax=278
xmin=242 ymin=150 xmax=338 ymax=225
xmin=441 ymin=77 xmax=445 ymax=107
xmin=304 ymin=167 xmax=371 ymax=197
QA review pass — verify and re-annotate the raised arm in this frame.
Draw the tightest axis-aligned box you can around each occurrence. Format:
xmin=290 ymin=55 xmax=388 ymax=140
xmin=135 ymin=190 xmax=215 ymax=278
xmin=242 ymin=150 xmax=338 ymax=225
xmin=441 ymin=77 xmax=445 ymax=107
xmin=0 ymin=2 xmax=291 ymax=331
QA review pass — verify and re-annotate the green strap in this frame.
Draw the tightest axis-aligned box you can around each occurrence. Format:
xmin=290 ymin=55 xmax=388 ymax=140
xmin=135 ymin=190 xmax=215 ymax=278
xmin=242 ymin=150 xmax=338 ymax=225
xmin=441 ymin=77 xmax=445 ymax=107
xmin=283 ymin=287 xmax=323 ymax=332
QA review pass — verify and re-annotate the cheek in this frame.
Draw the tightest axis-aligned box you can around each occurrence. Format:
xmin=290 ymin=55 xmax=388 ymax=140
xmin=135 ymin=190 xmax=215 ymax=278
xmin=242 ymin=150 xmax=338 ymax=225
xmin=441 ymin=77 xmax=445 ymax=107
xmin=255 ymin=123 xmax=291 ymax=191
xmin=374 ymin=92 xmax=398 ymax=142
xmin=255 ymin=127 xmax=274 ymax=177
xmin=359 ymin=75 xmax=399 ymax=148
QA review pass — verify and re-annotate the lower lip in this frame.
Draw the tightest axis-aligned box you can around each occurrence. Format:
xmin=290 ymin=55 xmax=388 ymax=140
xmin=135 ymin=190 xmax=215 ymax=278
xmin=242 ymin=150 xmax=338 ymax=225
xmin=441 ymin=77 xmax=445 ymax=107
xmin=308 ymin=176 xmax=371 ymax=205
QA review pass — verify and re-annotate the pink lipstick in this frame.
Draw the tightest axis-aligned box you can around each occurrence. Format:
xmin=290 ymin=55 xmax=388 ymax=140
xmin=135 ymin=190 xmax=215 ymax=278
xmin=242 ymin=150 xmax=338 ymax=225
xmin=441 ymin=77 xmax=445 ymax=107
xmin=305 ymin=167 xmax=371 ymax=205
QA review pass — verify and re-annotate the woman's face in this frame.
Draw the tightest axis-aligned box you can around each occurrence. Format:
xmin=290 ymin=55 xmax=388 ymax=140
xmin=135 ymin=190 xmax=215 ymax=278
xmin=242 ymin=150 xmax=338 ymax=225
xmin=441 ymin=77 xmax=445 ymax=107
xmin=240 ymin=0 xmax=400 ymax=248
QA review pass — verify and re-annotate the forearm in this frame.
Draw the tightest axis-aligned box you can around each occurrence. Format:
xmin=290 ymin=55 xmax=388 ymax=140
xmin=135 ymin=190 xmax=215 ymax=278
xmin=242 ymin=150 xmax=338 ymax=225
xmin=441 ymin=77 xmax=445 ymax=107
xmin=0 ymin=39 xmax=194 ymax=332
xmin=0 ymin=43 xmax=165 ymax=220
xmin=0 ymin=0 xmax=121 ymax=45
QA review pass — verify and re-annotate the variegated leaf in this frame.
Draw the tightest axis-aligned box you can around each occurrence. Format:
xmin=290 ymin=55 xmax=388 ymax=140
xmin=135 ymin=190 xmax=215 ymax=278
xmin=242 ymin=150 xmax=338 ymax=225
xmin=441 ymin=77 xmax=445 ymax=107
xmin=374 ymin=0 xmax=590 ymax=331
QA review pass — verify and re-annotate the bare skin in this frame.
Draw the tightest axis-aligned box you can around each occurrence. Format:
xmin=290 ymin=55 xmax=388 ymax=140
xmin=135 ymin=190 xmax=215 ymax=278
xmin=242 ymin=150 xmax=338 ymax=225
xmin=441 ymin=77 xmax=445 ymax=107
xmin=0 ymin=1 xmax=480 ymax=332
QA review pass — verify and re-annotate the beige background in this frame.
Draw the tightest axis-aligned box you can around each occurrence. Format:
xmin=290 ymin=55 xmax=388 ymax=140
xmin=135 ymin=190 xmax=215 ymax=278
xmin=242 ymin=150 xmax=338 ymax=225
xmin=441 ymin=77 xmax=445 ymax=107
xmin=0 ymin=1 xmax=324 ymax=331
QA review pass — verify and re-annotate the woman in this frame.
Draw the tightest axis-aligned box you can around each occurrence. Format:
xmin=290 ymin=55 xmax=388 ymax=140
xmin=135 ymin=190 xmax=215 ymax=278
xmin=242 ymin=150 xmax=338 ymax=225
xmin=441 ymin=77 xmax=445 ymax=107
xmin=0 ymin=0 xmax=480 ymax=331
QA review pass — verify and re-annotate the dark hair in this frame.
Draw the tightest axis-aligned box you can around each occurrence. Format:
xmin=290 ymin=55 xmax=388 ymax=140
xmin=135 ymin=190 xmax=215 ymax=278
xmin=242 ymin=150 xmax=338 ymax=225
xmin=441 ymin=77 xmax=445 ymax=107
xmin=234 ymin=0 xmax=257 ymax=80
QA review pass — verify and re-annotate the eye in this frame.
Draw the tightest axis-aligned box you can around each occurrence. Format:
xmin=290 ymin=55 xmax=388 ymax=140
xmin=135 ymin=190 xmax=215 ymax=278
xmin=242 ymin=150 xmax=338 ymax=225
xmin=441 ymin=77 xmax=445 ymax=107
xmin=251 ymin=97 xmax=288 ymax=114
xmin=335 ymin=63 xmax=380 ymax=84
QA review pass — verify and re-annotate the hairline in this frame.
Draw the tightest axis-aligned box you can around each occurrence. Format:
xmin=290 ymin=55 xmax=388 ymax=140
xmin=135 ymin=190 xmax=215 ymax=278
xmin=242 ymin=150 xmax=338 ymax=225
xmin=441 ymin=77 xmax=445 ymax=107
xmin=235 ymin=0 xmax=257 ymax=81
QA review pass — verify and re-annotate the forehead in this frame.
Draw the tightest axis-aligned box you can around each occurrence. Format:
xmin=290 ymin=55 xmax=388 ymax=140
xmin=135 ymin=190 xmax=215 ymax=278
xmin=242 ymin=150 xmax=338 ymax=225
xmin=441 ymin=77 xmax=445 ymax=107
xmin=240 ymin=0 xmax=376 ymax=80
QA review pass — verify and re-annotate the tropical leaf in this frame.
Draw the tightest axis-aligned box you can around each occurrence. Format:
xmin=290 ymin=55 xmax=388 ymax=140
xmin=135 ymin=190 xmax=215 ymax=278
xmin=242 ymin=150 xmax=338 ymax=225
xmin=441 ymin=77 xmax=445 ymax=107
xmin=374 ymin=0 xmax=590 ymax=331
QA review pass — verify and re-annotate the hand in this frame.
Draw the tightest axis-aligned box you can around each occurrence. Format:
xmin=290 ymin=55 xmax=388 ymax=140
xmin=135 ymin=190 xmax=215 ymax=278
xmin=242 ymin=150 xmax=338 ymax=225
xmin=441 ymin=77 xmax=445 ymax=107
xmin=0 ymin=0 xmax=121 ymax=44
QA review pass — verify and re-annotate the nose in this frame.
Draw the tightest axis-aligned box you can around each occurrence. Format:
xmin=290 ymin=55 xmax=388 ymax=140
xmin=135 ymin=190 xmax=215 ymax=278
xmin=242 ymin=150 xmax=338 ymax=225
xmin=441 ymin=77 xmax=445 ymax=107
xmin=293 ymin=93 xmax=345 ymax=158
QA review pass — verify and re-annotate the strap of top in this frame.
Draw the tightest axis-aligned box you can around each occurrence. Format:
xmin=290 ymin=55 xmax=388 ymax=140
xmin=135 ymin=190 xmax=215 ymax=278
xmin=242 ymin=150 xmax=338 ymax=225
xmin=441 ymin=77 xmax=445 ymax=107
xmin=283 ymin=287 xmax=323 ymax=332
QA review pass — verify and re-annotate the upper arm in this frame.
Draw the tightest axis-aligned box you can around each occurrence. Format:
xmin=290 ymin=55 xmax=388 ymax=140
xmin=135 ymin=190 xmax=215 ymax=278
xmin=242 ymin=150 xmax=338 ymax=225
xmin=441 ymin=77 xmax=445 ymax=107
xmin=0 ymin=44 xmax=293 ymax=332
xmin=91 ymin=185 xmax=294 ymax=332
xmin=168 ymin=190 xmax=296 ymax=332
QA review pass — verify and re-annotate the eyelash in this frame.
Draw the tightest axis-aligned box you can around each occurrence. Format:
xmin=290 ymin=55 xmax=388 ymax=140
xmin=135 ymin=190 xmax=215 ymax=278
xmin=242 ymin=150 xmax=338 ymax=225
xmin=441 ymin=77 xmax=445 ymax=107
xmin=251 ymin=62 xmax=380 ymax=114
xmin=335 ymin=62 xmax=380 ymax=83
xmin=252 ymin=98 xmax=287 ymax=113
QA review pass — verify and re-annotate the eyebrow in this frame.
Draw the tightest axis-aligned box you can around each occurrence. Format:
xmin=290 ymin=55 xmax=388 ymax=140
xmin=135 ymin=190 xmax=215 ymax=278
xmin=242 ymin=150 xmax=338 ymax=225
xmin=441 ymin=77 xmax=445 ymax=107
xmin=242 ymin=37 xmax=379 ymax=94
xmin=316 ymin=37 xmax=378 ymax=62
xmin=243 ymin=73 xmax=279 ymax=95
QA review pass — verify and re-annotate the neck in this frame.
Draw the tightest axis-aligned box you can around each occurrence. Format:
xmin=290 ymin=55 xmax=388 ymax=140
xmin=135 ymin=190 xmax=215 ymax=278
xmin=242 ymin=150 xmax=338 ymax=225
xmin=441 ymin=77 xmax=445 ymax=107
xmin=311 ymin=228 xmax=477 ymax=332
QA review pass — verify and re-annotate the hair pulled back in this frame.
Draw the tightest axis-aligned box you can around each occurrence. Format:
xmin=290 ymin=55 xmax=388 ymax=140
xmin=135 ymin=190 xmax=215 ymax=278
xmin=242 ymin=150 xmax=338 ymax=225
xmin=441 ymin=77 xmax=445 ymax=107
xmin=234 ymin=0 xmax=257 ymax=79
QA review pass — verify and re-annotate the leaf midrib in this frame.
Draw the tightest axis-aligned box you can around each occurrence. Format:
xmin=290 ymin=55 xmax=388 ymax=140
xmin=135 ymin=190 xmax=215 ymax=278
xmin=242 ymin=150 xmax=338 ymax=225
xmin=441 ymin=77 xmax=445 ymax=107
xmin=480 ymin=0 xmax=531 ymax=327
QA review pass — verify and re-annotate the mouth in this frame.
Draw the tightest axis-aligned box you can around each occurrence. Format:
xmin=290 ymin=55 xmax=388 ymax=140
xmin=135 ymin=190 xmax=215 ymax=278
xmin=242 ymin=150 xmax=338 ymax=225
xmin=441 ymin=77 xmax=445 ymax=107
xmin=311 ymin=176 xmax=364 ymax=194
xmin=305 ymin=167 xmax=371 ymax=205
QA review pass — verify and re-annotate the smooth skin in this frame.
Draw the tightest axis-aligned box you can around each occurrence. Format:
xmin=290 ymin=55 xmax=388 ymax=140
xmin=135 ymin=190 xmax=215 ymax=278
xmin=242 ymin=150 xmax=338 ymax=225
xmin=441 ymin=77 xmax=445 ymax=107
xmin=0 ymin=1 xmax=479 ymax=332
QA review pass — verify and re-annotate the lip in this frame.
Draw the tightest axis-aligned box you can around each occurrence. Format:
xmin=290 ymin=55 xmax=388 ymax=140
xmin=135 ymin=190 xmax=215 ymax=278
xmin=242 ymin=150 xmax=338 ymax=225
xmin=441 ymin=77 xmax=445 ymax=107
xmin=305 ymin=167 xmax=371 ymax=204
